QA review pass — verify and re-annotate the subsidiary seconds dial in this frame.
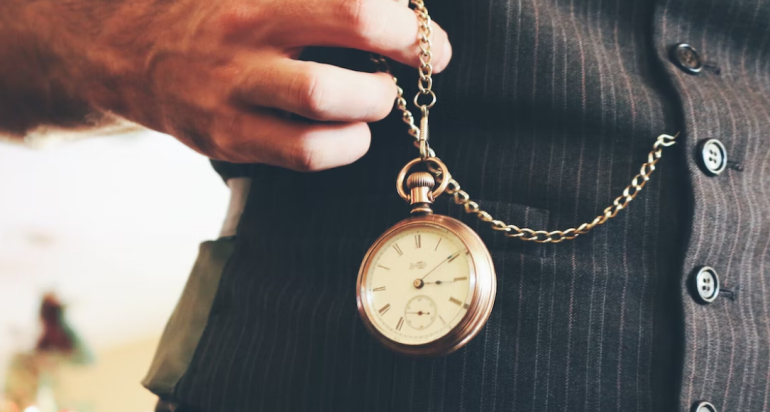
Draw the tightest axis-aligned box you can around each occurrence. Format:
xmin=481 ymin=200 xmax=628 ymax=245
xmin=405 ymin=295 xmax=438 ymax=330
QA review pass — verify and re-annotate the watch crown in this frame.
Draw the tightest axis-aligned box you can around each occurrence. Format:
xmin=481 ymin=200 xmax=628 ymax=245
xmin=406 ymin=172 xmax=435 ymax=215
xmin=406 ymin=171 xmax=435 ymax=190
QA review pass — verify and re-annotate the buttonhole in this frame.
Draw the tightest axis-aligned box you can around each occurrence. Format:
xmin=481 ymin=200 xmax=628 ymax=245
xmin=703 ymin=61 xmax=721 ymax=75
xmin=719 ymin=287 xmax=737 ymax=301
xmin=726 ymin=160 xmax=744 ymax=172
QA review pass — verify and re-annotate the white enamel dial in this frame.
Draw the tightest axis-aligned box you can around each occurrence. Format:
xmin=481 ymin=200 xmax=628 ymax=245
xmin=362 ymin=224 xmax=475 ymax=346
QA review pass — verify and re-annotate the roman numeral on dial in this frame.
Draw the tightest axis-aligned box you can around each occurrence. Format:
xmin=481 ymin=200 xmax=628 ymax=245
xmin=396 ymin=317 xmax=404 ymax=331
xmin=415 ymin=234 xmax=421 ymax=248
xmin=372 ymin=286 xmax=386 ymax=292
xmin=393 ymin=244 xmax=403 ymax=256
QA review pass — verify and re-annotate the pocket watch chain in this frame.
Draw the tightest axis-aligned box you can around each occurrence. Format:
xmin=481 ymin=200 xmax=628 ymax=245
xmin=372 ymin=0 xmax=679 ymax=244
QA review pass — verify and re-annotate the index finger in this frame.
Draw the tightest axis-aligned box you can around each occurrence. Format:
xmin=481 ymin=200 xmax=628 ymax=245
xmin=279 ymin=0 xmax=453 ymax=72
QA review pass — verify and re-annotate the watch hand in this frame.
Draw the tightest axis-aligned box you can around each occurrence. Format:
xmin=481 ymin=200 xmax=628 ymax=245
xmin=425 ymin=277 xmax=467 ymax=285
xmin=405 ymin=311 xmax=431 ymax=315
xmin=420 ymin=251 xmax=460 ymax=281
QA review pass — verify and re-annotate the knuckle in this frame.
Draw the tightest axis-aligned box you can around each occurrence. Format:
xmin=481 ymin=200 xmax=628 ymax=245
xmin=336 ymin=0 xmax=372 ymax=38
xmin=289 ymin=70 xmax=330 ymax=120
xmin=287 ymin=136 xmax=323 ymax=172
xmin=214 ymin=5 xmax=265 ymax=37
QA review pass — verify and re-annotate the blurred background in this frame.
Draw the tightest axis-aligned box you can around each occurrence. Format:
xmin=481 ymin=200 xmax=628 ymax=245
xmin=0 ymin=130 xmax=229 ymax=412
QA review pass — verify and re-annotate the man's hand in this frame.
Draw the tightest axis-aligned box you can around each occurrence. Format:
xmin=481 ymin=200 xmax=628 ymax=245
xmin=0 ymin=0 xmax=452 ymax=170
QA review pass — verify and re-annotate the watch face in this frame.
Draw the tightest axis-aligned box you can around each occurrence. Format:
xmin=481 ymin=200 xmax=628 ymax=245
xmin=360 ymin=223 xmax=475 ymax=346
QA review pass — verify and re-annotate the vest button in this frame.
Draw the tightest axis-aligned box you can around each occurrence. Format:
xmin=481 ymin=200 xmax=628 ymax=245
xmin=691 ymin=267 xmax=720 ymax=304
xmin=672 ymin=43 xmax=703 ymax=74
xmin=698 ymin=139 xmax=728 ymax=176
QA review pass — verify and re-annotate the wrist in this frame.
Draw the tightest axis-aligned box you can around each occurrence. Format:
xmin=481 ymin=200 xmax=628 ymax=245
xmin=0 ymin=0 xmax=107 ymax=137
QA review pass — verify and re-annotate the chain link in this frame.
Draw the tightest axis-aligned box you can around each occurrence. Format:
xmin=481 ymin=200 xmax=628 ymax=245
xmin=375 ymin=0 xmax=678 ymax=243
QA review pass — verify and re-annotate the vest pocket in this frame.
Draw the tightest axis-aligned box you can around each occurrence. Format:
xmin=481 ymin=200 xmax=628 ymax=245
xmin=142 ymin=236 xmax=237 ymax=399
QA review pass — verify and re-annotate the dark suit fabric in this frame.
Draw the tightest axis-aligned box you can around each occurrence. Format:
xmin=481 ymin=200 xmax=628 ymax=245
xmin=168 ymin=0 xmax=770 ymax=410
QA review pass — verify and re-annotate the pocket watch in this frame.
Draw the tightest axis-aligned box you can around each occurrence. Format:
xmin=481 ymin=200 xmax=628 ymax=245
xmin=356 ymin=158 xmax=496 ymax=356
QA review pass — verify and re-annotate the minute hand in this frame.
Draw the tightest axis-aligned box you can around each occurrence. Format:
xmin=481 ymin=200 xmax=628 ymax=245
xmin=420 ymin=251 xmax=461 ymax=281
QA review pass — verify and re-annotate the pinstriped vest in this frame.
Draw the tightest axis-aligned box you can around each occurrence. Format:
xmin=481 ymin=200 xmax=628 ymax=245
xmin=145 ymin=0 xmax=770 ymax=410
